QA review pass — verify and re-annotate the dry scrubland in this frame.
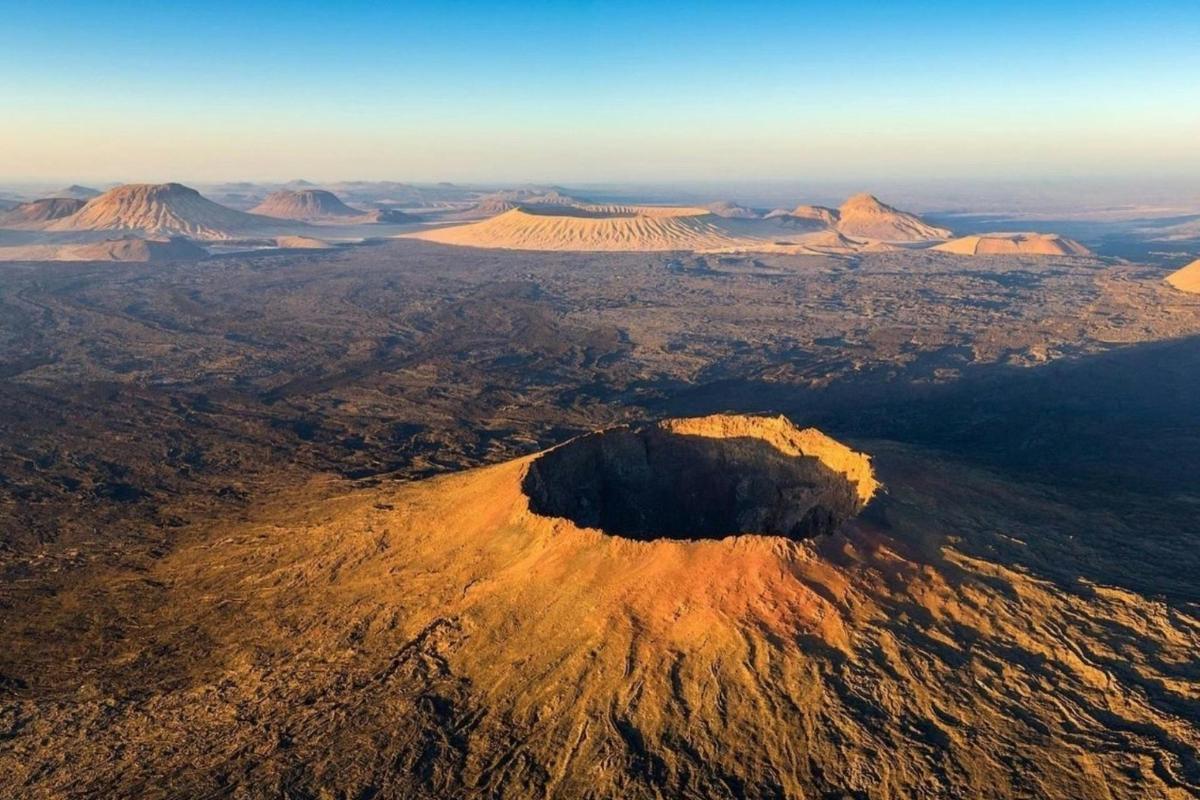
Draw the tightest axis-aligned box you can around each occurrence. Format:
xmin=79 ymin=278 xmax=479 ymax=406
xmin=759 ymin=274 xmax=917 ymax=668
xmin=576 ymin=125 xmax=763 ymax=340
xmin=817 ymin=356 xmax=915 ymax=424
xmin=0 ymin=240 xmax=1199 ymax=798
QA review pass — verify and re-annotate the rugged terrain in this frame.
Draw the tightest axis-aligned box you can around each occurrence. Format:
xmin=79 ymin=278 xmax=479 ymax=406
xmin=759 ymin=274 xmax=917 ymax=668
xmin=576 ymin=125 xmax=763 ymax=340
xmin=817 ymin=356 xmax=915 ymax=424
xmin=0 ymin=239 xmax=1199 ymax=798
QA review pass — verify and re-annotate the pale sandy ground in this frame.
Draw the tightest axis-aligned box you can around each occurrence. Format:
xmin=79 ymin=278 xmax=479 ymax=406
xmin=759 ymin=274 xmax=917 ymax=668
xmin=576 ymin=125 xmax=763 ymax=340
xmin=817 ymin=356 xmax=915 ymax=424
xmin=1165 ymin=259 xmax=1200 ymax=292
xmin=934 ymin=232 xmax=1092 ymax=256
xmin=403 ymin=204 xmax=926 ymax=253
xmin=403 ymin=195 xmax=958 ymax=254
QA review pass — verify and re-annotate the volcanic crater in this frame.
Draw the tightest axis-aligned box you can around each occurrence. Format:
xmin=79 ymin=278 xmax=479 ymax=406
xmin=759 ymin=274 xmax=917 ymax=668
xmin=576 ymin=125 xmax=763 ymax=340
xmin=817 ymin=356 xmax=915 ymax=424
xmin=522 ymin=415 xmax=877 ymax=541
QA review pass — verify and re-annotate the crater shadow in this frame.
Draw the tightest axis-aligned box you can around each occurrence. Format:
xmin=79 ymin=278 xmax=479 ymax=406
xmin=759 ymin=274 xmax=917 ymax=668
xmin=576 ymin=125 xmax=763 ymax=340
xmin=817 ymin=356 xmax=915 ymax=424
xmin=522 ymin=427 xmax=868 ymax=541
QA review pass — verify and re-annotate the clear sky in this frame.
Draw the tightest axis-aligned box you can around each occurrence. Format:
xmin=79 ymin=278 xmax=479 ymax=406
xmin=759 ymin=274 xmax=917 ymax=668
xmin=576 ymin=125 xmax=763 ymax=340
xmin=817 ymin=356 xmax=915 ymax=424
xmin=1 ymin=0 xmax=1198 ymax=184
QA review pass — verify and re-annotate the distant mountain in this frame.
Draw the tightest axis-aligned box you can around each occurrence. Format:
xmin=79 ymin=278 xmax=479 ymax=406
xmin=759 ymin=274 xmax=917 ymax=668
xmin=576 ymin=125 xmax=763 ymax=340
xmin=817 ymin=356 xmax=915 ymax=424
xmin=251 ymin=190 xmax=417 ymax=224
xmin=459 ymin=189 xmax=589 ymax=219
xmin=358 ymin=207 xmax=415 ymax=223
xmin=934 ymin=233 xmax=1092 ymax=257
xmin=789 ymin=204 xmax=840 ymax=227
xmin=56 ymin=185 xmax=102 ymax=200
xmin=48 ymin=183 xmax=283 ymax=240
xmin=703 ymin=200 xmax=760 ymax=219
xmin=762 ymin=196 xmax=948 ymax=241
xmin=834 ymin=193 xmax=951 ymax=241
xmin=252 ymin=189 xmax=362 ymax=220
xmin=0 ymin=197 xmax=87 ymax=228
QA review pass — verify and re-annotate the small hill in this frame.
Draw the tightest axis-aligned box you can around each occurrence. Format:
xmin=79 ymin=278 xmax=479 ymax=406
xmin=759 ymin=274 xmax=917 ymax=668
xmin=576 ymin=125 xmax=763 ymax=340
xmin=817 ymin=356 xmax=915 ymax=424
xmin=835 ymin=193 xmax=951 ymax=241
xmin=704 ymin=200 xmax=760 ymax=219
xmin=274 ymin=235 xmax=337 ymax=249
xmin=251 ymin=189 xmax=361 ymax=221
xmin=0 ymin=197 xmax=87 ymax=228
xmin=790 ymin=204 xmax=840 ymax=226
xmin=67 ymin=236 xmax=207 ymax=262
xmin=56 ymin=185 xmax=102 ymax=200
xmin=358 ymin=207 xmax=415 ymax=224
xmin=1165 ymin=259 xmax=1200 ymax=293
xmin=48 ymin=183 xmax=282 ymax=240
xmin=934 ymin=232 xmax=1092 ymax=257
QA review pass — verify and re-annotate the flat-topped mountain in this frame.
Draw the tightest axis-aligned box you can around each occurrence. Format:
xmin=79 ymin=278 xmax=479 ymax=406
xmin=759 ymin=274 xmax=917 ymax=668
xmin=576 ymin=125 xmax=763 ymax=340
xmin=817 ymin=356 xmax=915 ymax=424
xmin=48 ymin=183 xmax=282 ymax=240
xmin=458 ymin=189 xmax=590 ymax=218
xmin=934 ymin=232 xmax=1093 ymax=256
xmin=410 ymin=192 xmax=957 ymax=252
xmin=408 ymin=205 xmax=758 ymax=251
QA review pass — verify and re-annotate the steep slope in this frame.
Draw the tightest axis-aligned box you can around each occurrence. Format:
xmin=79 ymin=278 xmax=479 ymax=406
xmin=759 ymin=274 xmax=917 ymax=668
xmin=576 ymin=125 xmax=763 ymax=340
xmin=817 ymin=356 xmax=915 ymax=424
xmin=48 ymin=183 xmax=283 ymax=240
xmin=934 ymin=232 xmax=1093 ymax=256
xmin=835 ymin=193 xmax=952 ymax=241
xmin=1165 ymin=258 xmax=1200 ymax=293
xmin=251 ymin=189 xmax=362 ymax=220
xmin=0 ymin=197 xmax=86 ymax=228
xmin=4 ymin=414 xmax=1196 ymax=799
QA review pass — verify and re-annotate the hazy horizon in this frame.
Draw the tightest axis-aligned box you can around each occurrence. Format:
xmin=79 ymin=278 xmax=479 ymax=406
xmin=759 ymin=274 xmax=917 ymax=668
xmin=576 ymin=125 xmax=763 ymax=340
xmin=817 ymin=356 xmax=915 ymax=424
xmin=3 ymin=1 xmax=1198 ymax=184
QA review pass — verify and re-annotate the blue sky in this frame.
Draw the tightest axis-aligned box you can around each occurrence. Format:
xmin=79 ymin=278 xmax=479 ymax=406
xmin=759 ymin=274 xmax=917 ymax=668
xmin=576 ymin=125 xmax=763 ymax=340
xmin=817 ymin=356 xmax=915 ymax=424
xmin=1 ymin=1 xmax=1198 ymax=183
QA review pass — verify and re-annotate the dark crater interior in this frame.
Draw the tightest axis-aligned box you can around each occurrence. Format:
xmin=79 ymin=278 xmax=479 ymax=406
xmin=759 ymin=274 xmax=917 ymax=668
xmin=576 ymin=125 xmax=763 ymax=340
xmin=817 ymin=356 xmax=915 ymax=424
xmin=522 ymin=427 xmax=864 ymax=541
